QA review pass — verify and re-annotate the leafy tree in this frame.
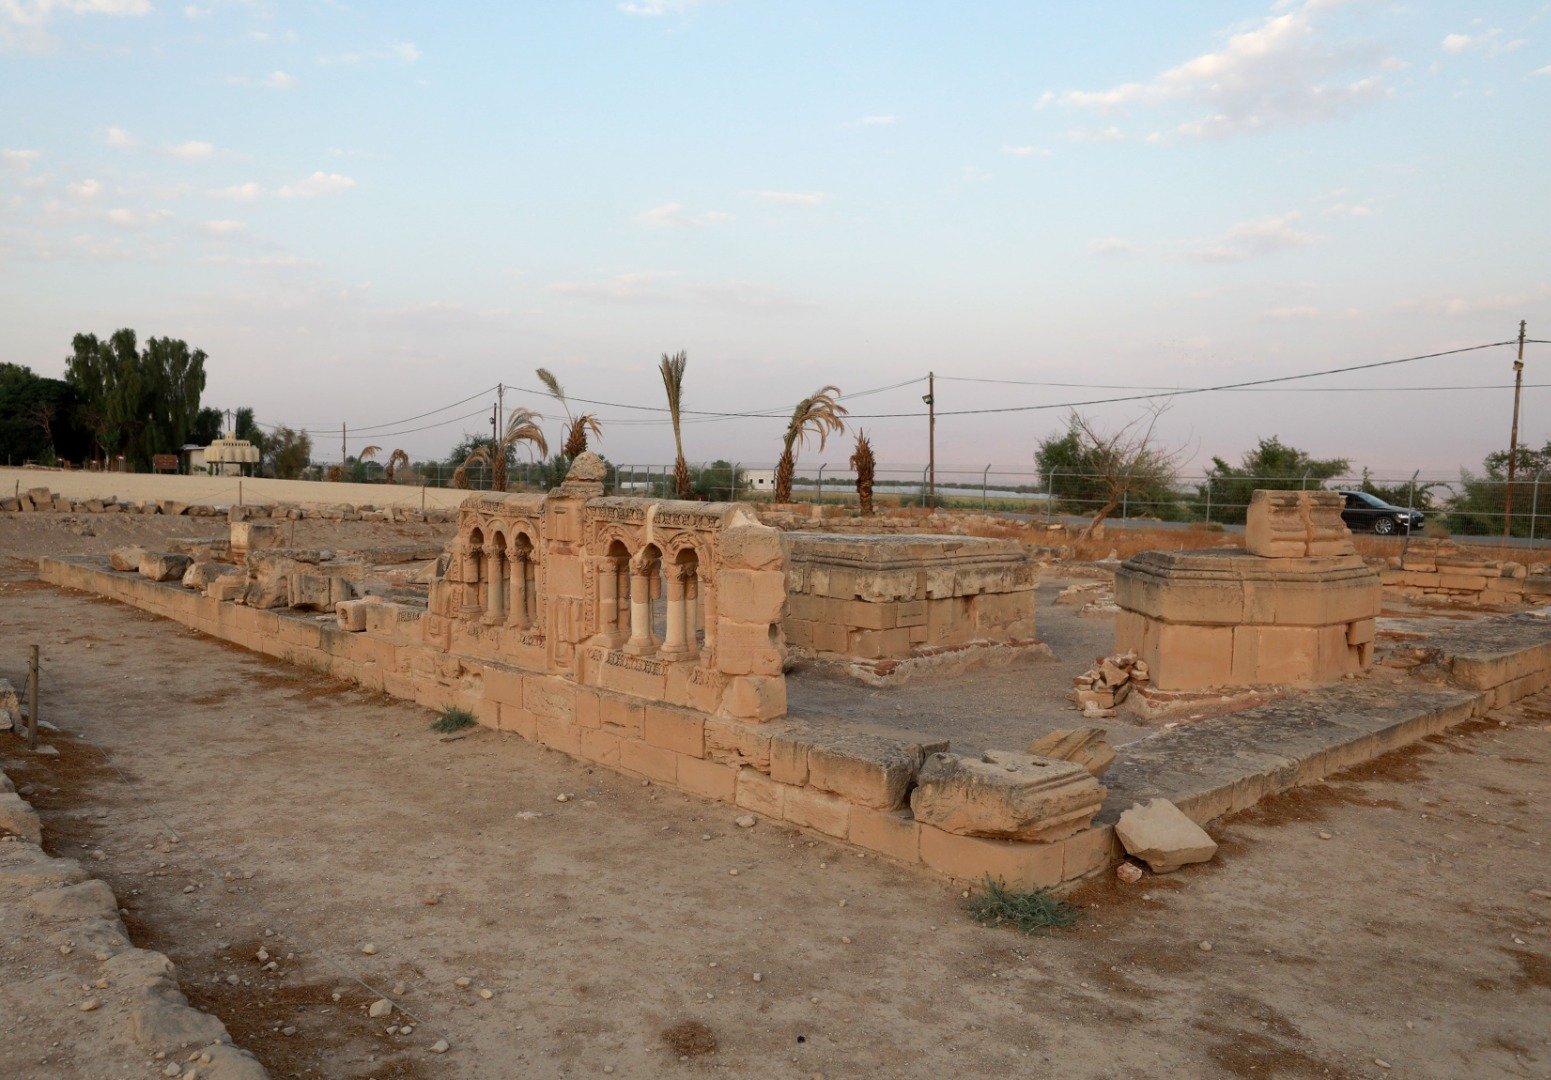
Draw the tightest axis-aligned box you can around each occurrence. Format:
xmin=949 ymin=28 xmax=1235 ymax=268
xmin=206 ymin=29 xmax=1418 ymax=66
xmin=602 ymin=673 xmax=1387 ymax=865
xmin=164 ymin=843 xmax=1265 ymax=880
xmin=457 ymin=409 xmax=546 ymax=490
xmin=1356 ymin=468 xmax=1442 ymax=513
xmin=268 ymin=427 xmax=312 ymax=479
xmin=774 ymin=385 xmax=847 ymax=503
xmin=191 ymin=407 xmax=223 ymax=446
xmin=1195 ymin=436 xmax=1348 ymax=524
xmin=65 ymin=328 xmax=208 ymax=469
xmin=0 ymin=363 xmax=90 ymax=465
xmin=1034 ymin=405 xmax=1185 ymax=538
xmin=658 ymin=351 xmax=691 ymax=499
xmin=1449 ymin=439 xmax=1551 ymax=537
xmin=692 ymin=460 xmax=743 ymax=501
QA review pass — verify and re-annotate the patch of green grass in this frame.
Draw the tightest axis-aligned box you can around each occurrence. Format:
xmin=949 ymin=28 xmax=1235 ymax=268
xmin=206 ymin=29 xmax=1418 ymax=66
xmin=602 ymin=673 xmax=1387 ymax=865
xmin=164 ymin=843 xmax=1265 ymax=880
xmin=965 ymin=876 xmax=1080 ymax=935
xmin=430 ymin=706 xmax=477 ymax=734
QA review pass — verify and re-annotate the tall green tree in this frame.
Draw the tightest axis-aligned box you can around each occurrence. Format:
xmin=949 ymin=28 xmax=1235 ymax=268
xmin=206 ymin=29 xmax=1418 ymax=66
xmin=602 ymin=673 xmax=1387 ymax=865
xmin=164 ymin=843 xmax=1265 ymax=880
xmin=1449 ymin=439 xmax=1551 ymax=537
xmin=1195 ymin=436 xmax=1349 ymax=524
xmin=0 ymin=363 xmax=90 ymax=465
xmin=268 ymin=427 xmax=312 ymax=480
xmin=65 ymin=328 xmax=208 ymax=469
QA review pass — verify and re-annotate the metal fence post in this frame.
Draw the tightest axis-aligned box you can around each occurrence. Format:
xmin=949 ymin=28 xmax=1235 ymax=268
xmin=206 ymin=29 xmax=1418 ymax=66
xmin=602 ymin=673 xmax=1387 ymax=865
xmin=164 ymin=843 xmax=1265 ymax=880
xmin=1204 ymin=469 xmax=1214 ymax=524
xmin=1532 ymin=471 xmax=1545 ymax=542
xmin=1301 ymin=471 xmax=1310 ymax=490
xmin=1046 ymin=469 xmax=1057 ymax=520
xmin=921 ymin=466 xmax=929 ymax=508
xmin=982 ymin=464 xmax=991 ymax=510
xmin=731 ymin=462 xmax=740 ymax=502
xmin=817 ymin=463 xmax=826 ymax=505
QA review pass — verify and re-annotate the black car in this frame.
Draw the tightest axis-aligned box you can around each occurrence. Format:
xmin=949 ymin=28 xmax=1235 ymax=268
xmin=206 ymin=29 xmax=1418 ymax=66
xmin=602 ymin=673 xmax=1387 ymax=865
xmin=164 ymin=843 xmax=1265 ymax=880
xmin=1336 ymin=490 xmax=1423 ymax=535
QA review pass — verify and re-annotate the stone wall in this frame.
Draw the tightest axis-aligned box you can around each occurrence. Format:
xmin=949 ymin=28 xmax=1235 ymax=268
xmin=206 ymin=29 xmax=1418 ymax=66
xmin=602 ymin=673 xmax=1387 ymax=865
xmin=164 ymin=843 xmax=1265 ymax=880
xmin=1379 ymin=538 xmax=1551 ymax=607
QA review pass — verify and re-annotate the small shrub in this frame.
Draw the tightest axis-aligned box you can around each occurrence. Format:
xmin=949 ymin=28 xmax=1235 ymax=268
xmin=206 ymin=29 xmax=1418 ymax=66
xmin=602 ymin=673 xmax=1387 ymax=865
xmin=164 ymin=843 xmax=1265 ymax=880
xmin=965 ymin=876 xmax=1080 ymax=935
xmin=430 ymin=707 xmax=476 ymax=733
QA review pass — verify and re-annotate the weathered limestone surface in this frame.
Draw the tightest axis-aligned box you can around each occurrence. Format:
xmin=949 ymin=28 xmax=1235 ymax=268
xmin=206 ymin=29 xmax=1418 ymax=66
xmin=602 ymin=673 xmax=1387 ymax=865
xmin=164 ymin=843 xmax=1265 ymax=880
xmin=1114 ymin=798 xmax=1217 ymax=872
xmin=1244 ymin=489 xmax=1355 ymax=558
xmin=1028 ymin=726 xmax=1116 ymax=777
xmin=910 ymin=750 xmax=1106 ymax=842
xmin=109 ymin=545 xmax=146 ymax=572
xmin=137 ymin=552 xmax=191 ymax=583
xmin=782 ymin=532 xmax=1039 ymax=674
xmin=1116 ymin=516 xmax=1381 ymax=693
xmin=1381 ymin=538 xmax=1541 ymax=607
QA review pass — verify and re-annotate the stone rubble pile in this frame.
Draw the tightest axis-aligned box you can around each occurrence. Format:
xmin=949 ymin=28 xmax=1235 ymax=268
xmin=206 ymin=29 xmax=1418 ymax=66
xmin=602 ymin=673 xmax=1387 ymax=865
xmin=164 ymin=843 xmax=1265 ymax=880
xmin=1071 ymin=651 xmax=1148 ymax=715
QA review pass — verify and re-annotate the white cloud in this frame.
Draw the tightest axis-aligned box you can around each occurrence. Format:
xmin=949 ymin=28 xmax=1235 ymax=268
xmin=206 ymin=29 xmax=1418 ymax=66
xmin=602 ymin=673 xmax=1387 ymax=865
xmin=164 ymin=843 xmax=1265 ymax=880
xmin=67 ymin=177 xmax=100 ymax=199
xmin=104 ymin=206 xmax=170 ymax=229
xmin=1001 ymin=145 xmax=1051 ymax=158
xmin=1261 ymin=305 xmax=1321 ymax=320
xmin=318 ymin=42 xmax=422 ymax=65
xmin=199 ymin=219 xmax=247 ymax=238
xmin=1 ymin=0 xmax=150 ymax=52
xmin=1064 ymin=126 xmax=1127 ymax=143
xmin=1322 ymin=201 xmax=1374 ymax=217
xmin=164 ymin=140 xmax=215 ymax=159
xmin=1189 ymin=212 xmax=1320 ymax=262
xmin=1395 ymin=284 xmax=1551 ymax=318
xmin=1441 ymin=28 xmax=1525 ymax=57
xmin=845 ymin=114 xmax=895 ymax=127
xmin=182 ymin=4 xmax=210 ymax=17
xmin=276 ymin=171 xmax=356 ymax=198
xmin=211 ymin=181 xmax=263 ymax=200
xmin=228 ymin=70 xmax=296 ymax=89
xmin=1 ymin=147 xmax=41 ymax=168
xmin=633 ymin=201 xmax=732 ymax=228
xmin=961 ymin=165 xmax=992 ymax=183
xmin=1089 ymin=237 xmax=1137 ymax=257
xmin=391 ymin=41 xmax=420 ymax=63
xmin=754 ymin=190 xmax=826 ymax=208
xmin=1055 ymin=0 xmax=1395 ymax=139
xmin=1536 ymin=65 xmax=1551 ymax=77
xmin=618 ymin=0 xmax=702 ymax=14
xmin=104 ymin=126 xmax=135 ymax=148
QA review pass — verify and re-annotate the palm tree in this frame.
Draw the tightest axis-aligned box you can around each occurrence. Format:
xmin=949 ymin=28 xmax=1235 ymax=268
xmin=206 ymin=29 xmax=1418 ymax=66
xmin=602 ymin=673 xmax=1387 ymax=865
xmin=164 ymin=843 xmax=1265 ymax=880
xmin=459 ymin=408 xmax=548 ymax=491
xmin=658 ymin=351 xmax=691 ymax=498
xmin=384 ymin=448 xmax=410 ymax=484
xmin=563 ymin=414 xmax=603 ymax=458
xmin=850 ymin=429 xmax=876 ymax=516
xmin=774 ymin=385 xmax=848 ymax=503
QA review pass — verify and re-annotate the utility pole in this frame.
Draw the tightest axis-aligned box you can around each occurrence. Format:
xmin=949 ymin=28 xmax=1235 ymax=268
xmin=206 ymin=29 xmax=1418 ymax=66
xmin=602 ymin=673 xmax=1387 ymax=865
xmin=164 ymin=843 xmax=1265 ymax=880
xmin=923 ymin=372 xmax=936 ymax=508
xmin=1505 ymin=319 xmax=1527 ymax=538
xmin=341 ymin=421 xmax=347 ymax=472
xmin=497 ymin=383 xmax=505 ymax=442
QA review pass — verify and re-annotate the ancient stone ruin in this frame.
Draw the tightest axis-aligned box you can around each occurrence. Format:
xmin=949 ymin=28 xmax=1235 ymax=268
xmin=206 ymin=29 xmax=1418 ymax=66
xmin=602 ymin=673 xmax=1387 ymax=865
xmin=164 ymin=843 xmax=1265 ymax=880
xmin=1114 ymin=490 xmax=1382 ymax=693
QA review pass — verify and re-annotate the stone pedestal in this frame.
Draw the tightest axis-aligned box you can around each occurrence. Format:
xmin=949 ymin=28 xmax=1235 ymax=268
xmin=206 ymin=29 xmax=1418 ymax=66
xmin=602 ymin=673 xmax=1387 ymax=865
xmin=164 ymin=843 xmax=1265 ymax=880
xmin=1114 ymin=547 xmax=1381 ymax=692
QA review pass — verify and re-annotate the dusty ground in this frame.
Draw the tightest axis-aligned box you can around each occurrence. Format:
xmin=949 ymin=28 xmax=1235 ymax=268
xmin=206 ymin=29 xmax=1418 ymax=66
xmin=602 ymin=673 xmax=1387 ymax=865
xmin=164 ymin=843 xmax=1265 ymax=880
xmin=0 ymin=514 xmax=1548 ymax=1079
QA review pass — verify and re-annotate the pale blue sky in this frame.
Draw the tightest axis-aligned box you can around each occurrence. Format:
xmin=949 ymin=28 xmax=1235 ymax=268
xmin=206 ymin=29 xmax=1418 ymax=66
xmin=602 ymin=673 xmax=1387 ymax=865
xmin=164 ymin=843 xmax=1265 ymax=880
xmin=2 ymin=0 xmax=1548 ymax=477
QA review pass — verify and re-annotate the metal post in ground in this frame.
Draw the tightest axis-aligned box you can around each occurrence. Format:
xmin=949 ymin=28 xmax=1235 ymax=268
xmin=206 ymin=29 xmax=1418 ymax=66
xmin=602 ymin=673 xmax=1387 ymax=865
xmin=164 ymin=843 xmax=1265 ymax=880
xmin=1204 ymin=470 xmax=1214 ymax=524
xmin=26 ymin=644 xmax=39 ymax=750
xmin=1401 ymin=470 xmax=1419 ymax=562
xmin=982 ymin=465 xmax=991 ymax=511
xmin=817 ymin=463 xmax=826 ymax=506
xmin=730 ymin=462 xmax=740 ymax=502
xmin=1532 ymin=471 xmax=1545 ymax=542
xmin=1046 ymin=470 xmax=1057 ymax=520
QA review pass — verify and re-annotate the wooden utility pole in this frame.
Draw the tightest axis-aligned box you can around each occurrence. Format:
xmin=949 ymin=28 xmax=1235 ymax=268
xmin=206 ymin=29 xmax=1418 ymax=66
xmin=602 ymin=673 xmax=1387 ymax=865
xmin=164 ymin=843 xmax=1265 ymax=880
xmin=1505 ymin=320 xmax=1527 ymax=538
xmin=341 ymin=421 xmax=347 ymax=474
xmin=924 ymin=372 xmax=936 ymax=508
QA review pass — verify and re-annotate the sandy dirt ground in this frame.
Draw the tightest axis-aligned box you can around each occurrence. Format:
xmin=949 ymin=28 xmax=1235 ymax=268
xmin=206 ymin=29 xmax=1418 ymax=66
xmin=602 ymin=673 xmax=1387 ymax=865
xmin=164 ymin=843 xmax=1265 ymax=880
xmin=1 ymin=515 xmax=1549 ymax=1079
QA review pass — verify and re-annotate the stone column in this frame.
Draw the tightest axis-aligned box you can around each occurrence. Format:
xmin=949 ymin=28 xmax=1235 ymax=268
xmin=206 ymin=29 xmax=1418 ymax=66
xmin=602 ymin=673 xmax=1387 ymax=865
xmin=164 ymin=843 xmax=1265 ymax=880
xmin=508 ymin=551 xmax=529 ymax=629
xmin=615 ymin=561 xmax=631 ymax=639
xmin=625 ymin=566 xmax=654 ymax=654
xmin=484 ymin=551 xmax=505 ymax=622
xmin=459 ymin=545 xmax=484 ymax=618
xmin=684 ymin=572 xmax=700 ymax=648
xmin=662 ymin=571 xmax=689 ymax=657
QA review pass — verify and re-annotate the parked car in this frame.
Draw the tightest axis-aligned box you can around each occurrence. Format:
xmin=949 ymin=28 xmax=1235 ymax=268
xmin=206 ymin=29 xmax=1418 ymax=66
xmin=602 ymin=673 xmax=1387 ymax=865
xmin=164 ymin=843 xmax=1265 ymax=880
xmin=1336 ymin=490 xmax=1423 ymax=535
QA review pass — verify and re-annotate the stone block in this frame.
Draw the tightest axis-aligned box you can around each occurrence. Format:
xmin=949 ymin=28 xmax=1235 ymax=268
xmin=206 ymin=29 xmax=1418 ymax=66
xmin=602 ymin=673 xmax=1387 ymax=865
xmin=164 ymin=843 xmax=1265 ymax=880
xmin=910 ymin=750 xmax=1105 ymax=843
xmin=0 ymin=792 xmax=43 ymax=843
xmin=138 ymin=553 xmax=191 ymax=582
xmin=110 ymin=545 xmax=146 ymax=572
xmin=721 ymin=520 xmax=785 ymax=571
xmin=783 ymin=785 xmax=851 ymax=838
xmin=524 ymin=678 xmax=575 ymax=722
xmin=918 ymin=825 xmax=1064 ymax=889
xmin=848 ymin=806 xmax=921 ymax=864
xmin=715 ymin=618 xmax=784 ymax=676
xmin=720 ymin=675 xmax=785 ymax=721
xmin=1114 ymin=798 xmax=1218 ymax=873
xmin=678 ymin=756 xmax=738 ymax=802
xmin=619 ymin=739 xmax=678 ymax=784
xmin=536 ymin=715 xmax=581 ymax=756
xmin=735 ymin=767 xmax=786 ymax=818
xmin=1245 ymin=489 xmax=1354 ymax=558
xmin=599 ymin=695 xmax=645 ymax=737
xmin=768 ymin=728 xmax=810 ymax=786
xmin=804 ymin=730 xmax=942 ymax=810
xmin=580 ymin=727 xmax=621 ymax=766
xmin=1154 ymin=622 xmax=1234 ymax=690
xmin=336 ymin=596 xmax=383 ymax=632
xmin=1026 ymin=727 xmax=1115 ymax=778
xmin=717 ymin=568 xmax=787 ymax=624
xmin=643 ymin=705 xmax=705 ymax=758
xmin=704 ymin=716 xmax=774 ymax=770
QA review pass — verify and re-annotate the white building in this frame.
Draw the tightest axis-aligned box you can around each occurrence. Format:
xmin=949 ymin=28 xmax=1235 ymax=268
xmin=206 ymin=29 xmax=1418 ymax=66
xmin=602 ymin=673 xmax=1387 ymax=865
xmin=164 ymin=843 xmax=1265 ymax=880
xmin=745 ymin=469 xmax=775 ymax=493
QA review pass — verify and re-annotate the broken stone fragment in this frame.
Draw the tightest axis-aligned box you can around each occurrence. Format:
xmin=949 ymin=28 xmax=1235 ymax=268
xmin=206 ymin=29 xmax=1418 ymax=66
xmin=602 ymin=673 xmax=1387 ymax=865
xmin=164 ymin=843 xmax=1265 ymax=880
xmin=1114 ymin=798 xmax=1218 ymax=873
xmin=909 ymin=750 xmax=1105 ymax=842
xmin=1026 ymin=726 xmax=1116 ymax=778
xmin=181 ymin=560 xmax=231 ymax=591
xmin=138 ymin=553 xmax=192 ymax=583
xmin=110 ymin=545 xmax=147 ymax=572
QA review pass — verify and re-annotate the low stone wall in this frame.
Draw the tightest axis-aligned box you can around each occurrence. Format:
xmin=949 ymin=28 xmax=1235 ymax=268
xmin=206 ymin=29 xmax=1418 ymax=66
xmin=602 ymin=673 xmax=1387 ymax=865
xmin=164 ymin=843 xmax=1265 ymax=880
xmin=1 ymin=485 xmax=455 ymax=523
xmin=40 ymin=557 xmax=1117 ymax=891
xmin=782 ymin=533 xmax=1042 ymax=679
xmin=0 ymin=762 xmax=268 ymax=1078
xmin=1379 ymin=539 xmax=1551 ymax=607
